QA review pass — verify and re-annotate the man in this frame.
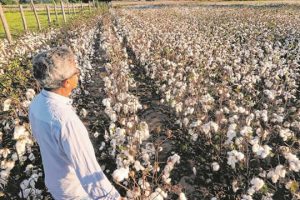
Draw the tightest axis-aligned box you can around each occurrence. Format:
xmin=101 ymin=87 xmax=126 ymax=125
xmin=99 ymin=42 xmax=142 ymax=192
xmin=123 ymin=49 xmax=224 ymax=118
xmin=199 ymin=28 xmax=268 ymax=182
xmin=29 ymin=46 xmax=121 ymax=200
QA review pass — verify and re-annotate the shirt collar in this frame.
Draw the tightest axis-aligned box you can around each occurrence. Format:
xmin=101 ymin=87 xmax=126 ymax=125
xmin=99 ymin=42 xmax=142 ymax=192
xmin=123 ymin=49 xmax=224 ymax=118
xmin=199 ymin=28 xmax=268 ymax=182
xmin=41 ymin=89 xmax=73 ymax=105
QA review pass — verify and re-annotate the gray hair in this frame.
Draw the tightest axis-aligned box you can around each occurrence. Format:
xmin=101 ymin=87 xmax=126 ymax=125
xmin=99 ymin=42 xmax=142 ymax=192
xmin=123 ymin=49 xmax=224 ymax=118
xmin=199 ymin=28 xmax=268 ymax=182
xmin=32 ymin=46 xmax=77 ymax=89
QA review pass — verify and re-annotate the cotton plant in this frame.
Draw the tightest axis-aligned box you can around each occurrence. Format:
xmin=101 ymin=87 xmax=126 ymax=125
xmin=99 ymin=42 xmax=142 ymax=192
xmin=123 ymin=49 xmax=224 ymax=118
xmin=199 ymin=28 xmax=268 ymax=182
xmin=0 ymin=29 xmax=57 ymax=68
xmin=95 ymin=14 xmax=184 ymax=199
xmin=113 ymin=5 xmax=300 ymax=199
xmin=245 ymin=177 xmax=265 ymax=197
xmin=0 ymin=12 xmax=105 ymax=199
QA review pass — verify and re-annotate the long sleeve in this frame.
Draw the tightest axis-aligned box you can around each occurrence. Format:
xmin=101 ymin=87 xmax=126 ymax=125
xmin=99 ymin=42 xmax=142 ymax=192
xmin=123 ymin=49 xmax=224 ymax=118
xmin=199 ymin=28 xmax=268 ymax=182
xmin=60 ymin=118 xmax=120 ymax=200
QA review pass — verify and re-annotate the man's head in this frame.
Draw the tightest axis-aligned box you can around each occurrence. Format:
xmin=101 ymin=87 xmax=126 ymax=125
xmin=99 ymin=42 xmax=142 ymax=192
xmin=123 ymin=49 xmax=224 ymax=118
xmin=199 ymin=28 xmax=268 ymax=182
xmin=32 ymin=46 xmax=80 ymax=96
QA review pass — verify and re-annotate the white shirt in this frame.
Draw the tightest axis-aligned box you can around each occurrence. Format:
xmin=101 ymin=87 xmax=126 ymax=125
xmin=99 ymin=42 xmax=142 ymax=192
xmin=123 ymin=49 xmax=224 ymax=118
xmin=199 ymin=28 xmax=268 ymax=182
xmin=29 ymin=89 xmax=120 ymax=200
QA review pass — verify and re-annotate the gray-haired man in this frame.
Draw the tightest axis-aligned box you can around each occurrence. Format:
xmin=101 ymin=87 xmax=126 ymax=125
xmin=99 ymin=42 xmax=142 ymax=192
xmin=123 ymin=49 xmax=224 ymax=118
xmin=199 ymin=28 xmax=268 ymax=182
xmin=29 ymin=47 xmax=121 ymax=199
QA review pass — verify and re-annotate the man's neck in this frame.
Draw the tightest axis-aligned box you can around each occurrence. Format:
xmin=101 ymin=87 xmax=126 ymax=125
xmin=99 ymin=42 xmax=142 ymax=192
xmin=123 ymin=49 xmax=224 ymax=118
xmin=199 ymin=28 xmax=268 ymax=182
xmin=49 ymin=88 xmax=71 ymax=97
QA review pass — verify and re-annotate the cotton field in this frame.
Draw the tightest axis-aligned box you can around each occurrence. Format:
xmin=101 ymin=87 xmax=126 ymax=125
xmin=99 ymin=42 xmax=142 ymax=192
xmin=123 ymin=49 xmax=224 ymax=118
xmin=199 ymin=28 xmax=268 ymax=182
xmin=1 ymin=2 xmax=300 ymax=200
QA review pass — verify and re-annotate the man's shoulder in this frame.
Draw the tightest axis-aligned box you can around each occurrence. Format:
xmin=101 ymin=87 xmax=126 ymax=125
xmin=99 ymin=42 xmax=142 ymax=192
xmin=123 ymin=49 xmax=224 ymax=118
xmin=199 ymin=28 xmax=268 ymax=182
xmin=29 ymin=92 xmax=77 ymax=125
xmin=49 ymin=103 xmax=79 ymax=126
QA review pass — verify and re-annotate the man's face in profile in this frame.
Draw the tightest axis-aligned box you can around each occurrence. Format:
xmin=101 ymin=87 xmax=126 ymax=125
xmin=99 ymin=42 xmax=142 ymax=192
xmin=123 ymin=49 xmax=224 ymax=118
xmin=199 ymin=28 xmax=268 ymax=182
xmin=64 ymin=58 xmax=80 ymax=92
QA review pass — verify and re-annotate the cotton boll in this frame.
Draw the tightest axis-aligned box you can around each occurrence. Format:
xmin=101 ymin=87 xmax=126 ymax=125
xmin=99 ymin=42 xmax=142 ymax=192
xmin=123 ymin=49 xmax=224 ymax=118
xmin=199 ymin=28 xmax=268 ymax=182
xmin=127 ymin=121 xmax=134 ymax=128
xmin=232 ymin=180 xmax=239 ymax=193
xmin=265 ymin=80 xmax=273 ymax=88
xmin=191 ymin=133 xmax=198 ymax=141
xmin=192 ymin=167 xmax=197 ymax=175
xmin=240 ymin=126 xmax=253 ymax=137
xmin=25 ymin=89 xmax=35 ymax=100
xmin=211 ymin=162 xmax=220 ymax=171
xmin=113 ymin=103 xmax=122 ymax=113
xmin=234 ymin=137 xmax=244 ymax=147
xmin=142 ymin=153 xmax=150 ymax=164
xmin=148 ymin=188 xmax=168 ymax=200
xmin=183 ymin=118 xmax=189 ymax=127
xmin=227 ymin=150 xmax=244 ymax=169
xmin=80 ymin=108 xmax=88 ymax=118
xmin=29 ymin=177 xmax=36 ymax=188
xmin=102 ymin=98 xmax=111 ymax=108
xmin=19 ymin=188 xmax=31 ymax=198
xmin=138 ymin=179 xmax=150 ymax=190
xmin=252 ymin=143 xmax=260 ymax=153
xmin=0 ymin=170 xmax=9 ymax=185
xmin=112 ymin=167 xmax=129 ymax=182
xmin=201 ymin=122 xmax=211 ymax=135
xmin=264 ymin=90 xmax=276 ymax=101
xmin=138 ymin=121 xmax=150 ymax=142
xmin=279 ymin=128 xmax=293 ymax=141
xmin=261 ymin=110 xmax=268 ymax=122
xmin=22 ymin=100 xmax=31 ymax=108
xmin=1 ymin=160 xmax=15 ymax=171
xmin=284 ymin=153 xmax=300 ymax=172
xmin=259 ymin=145 xmax=272 ymax=159
xmin=238 ymin=107 xmax=246 ymax=114
xmin=0 ymin=148 xmax=11 ymax=158
xmin=210 ymin=121 xmax=219 ymax=133
xmin=110 ymin=113 xmax=117 ymax=122
xmin=227 ymin=154 xmax=237 ymax=169
xmin=153 ymin=163 xmax=160 ymax=173
xmin=25 ymin=164 xmax=34 ymax=174
xmin=178 ymin=192 xmax=187 ymax=200
xmin=275 ymin=165 xmax=286 ymax=178
xmin=99 ymin=142 xmax=106 ymax=151
xmin=168 ymin=154 xmax=180 ymax=165
xmin=241 ymin=195 xmax=253 ymax=200
xmin=134 ymin=161 xmax=145 ymax=171
xmin=13 ymin=125 xmax=28 ymax=140
xmin=162 ymin=154 xmax=180 ymax=184
xmin=245 ymin=113 xmax=255 ymax=126
xmin=127 ymin=187 xmax=141 ymax=199
xmin=28 ymin=153 xmax=35 ymax=161
xmin=236 ymin=152 xmax=245 ymax=160
xmin=267 ymin=170 xmax=279 ymax=183
xmin=3 ymin=99 xmax=12 ymax=111
xmin=15 ymin=139 xmax=27 ymax=156
xmin=11 ymin=152 xmax=18 ymax=161
xmin=189 ymin=120 xmax=202 ymax=128
xmin=109 ymin=123 xmax=116 ymax=134
xmin=93 ymin=131 xmax=100 ymax=138
xmin=250 ymin=177 xmax=264 ymax=191
xmin=20 ymin=179 xmax=29 ymax=190
xmin=175 ymin=102 xmax=183 ymax=113
xmin=226 ymin=123 xmax=237 ymax=143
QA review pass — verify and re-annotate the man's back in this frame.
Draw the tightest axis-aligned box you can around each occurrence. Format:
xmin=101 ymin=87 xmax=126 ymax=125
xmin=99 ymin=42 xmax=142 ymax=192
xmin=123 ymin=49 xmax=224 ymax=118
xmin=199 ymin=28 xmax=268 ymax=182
xmin=29 ymin=89 xmax=88 ymax=199
xmin=29 ymin=89 xmax=120 ymax=200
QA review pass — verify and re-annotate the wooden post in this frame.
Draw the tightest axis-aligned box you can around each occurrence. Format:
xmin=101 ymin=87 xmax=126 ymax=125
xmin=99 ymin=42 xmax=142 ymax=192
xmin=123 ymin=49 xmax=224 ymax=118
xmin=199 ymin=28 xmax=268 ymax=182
xmin=31 ymin=0 xmax=41 ymax=30
xmin=60 ymin=1 xmax=66 ymax=23
xmin=67 ymin=1 xmax=70 ymax=15
xmin=0 ymin=4 xmax=12 ymax=43
xmin=46 ymin=5 xmax=51 ymax=25
xmin=72 ymin=3 xmax=75 ymax=15
xmin=88 ymin=2 xmax=91 ymax=13
xmin=19 ymin=4 xmax=28 ymax=31
xmin=81 ymin=2 xmax=83 ymax=10
xmin=54 ymin=2 xmax=59 ymax=24
xmin=92 ymin=0 xmax=95 ymax=8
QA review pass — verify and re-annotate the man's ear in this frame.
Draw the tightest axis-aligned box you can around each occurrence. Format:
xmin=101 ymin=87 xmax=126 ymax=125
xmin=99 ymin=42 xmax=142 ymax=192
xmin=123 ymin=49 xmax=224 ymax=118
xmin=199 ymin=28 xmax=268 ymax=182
xmin=61 ymin=79 xmax=70 ymax=88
